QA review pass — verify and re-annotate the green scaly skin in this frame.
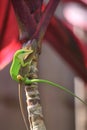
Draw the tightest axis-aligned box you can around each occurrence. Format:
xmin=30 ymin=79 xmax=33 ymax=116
xmin=10 ymin=48 xmax=33 ymax=81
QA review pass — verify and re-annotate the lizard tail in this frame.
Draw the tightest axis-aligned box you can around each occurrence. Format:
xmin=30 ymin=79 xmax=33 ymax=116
xmin=25 ymin=78 xmax=87 ymax=105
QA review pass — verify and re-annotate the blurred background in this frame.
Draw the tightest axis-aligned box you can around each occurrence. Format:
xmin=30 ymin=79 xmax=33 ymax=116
xmin=0 ymin=44 xmax=86 ymax=130
xmin=0 ymin=0 xmax=87 ymax=130
xmin=0 ymin=43 xmax=75 ymax=130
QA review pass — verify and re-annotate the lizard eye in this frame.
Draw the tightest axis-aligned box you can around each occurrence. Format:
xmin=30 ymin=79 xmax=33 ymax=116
xmin=21 ymin=50 xmax=26 ymax=53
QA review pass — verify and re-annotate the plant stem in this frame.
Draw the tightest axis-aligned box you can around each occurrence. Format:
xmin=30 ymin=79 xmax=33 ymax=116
xmin=34 ymin=0 xmax=60 ymax=39
xmin=12 ymin=0 xmax=37 ymax=38
xmin=24 ymin=0 xmax=43 ymax=22
xmin=24 ymin=41 xmax=46 ymax=130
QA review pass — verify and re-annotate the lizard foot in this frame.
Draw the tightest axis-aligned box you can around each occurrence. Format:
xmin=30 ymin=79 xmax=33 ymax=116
xmin=17 ymin=75 xmax=24 ymax=81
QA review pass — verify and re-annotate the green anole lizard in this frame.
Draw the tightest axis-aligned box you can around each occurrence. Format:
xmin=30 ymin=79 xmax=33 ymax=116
xmin=10 ymin=47 xmax=87 ymax=130
xmin=10 ymin=48 xmax=33 ymax=82
xmin=10 ymin=47 xmax=33 ymax=130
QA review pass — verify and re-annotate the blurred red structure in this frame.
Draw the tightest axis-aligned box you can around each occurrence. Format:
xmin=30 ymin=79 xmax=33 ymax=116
xmin=0 ymin=0 xmax=87 ymax=82
xmin=0 ymin=0 xmax=21 ymax=69
xmin=62 ymin=0 xmax=87 ymax=4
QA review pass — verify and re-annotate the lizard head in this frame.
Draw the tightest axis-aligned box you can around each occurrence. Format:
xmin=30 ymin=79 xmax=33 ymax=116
xmin=21 ymin=50 xmax=31 ymax=54
xmin=14 ymin=48 xmax=33 ymax=59
xmin=20 ymin=48 xmax=33 ymax=59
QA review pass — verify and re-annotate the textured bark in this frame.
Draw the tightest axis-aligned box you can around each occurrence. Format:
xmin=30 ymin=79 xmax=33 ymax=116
xmin=25 ymin=41 xmax=46 ymax=130
xmin=20 ymin=40 xmax=46 ymax=130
